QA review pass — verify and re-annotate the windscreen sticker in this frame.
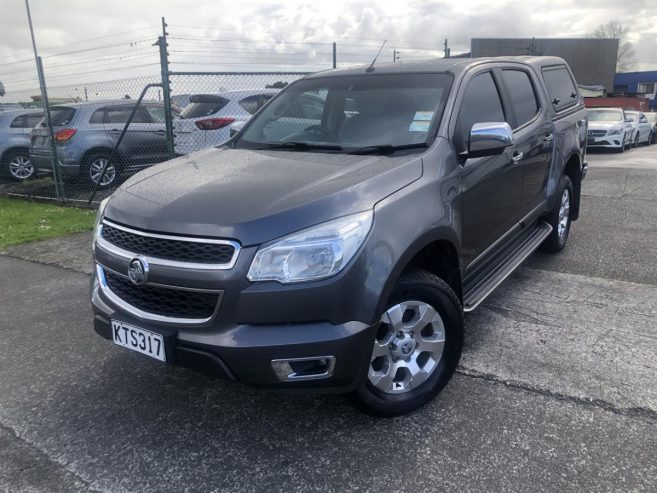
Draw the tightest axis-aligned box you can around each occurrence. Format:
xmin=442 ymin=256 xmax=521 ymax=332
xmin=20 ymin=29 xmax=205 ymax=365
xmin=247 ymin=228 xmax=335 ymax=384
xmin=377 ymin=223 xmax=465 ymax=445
xmin=409 ymin=120 xmax=431 ymax=132
xmin=413 ymin=111 xmax=434 ymax=121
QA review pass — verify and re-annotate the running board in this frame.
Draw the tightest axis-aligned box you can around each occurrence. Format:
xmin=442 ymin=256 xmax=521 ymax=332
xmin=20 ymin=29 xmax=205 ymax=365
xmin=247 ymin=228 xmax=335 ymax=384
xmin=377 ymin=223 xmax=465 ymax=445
xmin=462 ymin=221 xmax=552 ymax=312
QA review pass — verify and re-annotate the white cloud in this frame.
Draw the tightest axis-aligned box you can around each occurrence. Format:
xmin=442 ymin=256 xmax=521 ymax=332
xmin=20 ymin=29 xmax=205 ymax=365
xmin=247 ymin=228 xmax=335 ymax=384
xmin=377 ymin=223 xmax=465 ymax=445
xmin=0 ymin=0 xmax=656 ymax=96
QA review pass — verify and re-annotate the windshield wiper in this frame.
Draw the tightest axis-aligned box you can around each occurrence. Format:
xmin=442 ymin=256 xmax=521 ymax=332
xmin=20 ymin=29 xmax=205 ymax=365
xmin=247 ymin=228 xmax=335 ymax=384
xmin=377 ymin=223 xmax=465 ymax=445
xmin=261 ymin=141 xmax=343 ymax=152
xmin=346 ymin=143 xmax=428 ymax=155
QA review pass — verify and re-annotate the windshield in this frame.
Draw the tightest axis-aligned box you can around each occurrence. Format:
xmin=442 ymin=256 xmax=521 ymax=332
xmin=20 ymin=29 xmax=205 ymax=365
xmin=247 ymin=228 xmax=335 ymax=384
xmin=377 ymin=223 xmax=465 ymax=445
xmin=235 ymin=73 xmax=452 ymax=153
xmin=626 ymin=111 xmax=639 ymax=120
xmin=587 ymin=109 xmax=623 ymax=122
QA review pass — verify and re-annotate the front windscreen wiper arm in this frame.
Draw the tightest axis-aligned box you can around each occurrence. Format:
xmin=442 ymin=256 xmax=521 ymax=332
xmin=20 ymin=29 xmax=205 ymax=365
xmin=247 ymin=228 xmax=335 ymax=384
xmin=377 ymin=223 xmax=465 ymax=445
xmin=261 ymin=141 xmax=343 ymax=152
xmin=347 ymin=143 xmax=428 ymax=155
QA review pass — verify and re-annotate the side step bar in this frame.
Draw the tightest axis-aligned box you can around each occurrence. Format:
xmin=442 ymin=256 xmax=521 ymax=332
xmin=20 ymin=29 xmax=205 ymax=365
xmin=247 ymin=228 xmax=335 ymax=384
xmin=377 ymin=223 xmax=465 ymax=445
xmin=462 ymin=221 xmax=552 ymax=312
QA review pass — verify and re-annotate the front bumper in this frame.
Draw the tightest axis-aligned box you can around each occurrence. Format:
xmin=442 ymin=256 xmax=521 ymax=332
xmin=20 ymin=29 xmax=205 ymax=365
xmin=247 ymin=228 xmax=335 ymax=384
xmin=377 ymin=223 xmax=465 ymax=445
xmin=29 ymin=147 xmax=81 ymax=178
xmin=91 ymin=271 xmax=376 ymax=393
xmin=587 ymin=134 xmax=624 ymax=148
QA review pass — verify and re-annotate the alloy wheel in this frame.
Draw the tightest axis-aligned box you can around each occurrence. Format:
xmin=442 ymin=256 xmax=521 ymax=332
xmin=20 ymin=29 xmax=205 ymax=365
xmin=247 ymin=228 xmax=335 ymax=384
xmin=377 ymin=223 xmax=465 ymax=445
xmin=368 ymin=300 xmax=445 ymax=394
xmin=9 ymin=155 xmax=34 ymax=180
xmin=89 ymin=157 xmax=116 ymax=187
xmin=558 ymin=188 xmax=570 ymax=238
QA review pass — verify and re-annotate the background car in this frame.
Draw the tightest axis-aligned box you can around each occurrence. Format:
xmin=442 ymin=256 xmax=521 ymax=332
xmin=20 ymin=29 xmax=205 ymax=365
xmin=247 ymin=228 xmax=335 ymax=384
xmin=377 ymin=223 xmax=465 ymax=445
xmin=586 ymin=107 xmax=632 ymax=152
xmin=644 ymin=112 xmax=657 ymax=144
xmin=0 ymin=108 xmax=44 ymax=181
xmin=625 ymin=110 xmax=652 ymax=147
xmin=30 ymin=100 xmax=176 ymax=188
xmin=174 ymin=89 xmax=278 ymax=155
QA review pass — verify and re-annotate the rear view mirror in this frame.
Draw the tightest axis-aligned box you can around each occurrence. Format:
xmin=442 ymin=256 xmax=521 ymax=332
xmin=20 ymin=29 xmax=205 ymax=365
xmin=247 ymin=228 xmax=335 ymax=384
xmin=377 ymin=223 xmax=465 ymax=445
xmin=466 ymin=122 xmax=513 ymax=159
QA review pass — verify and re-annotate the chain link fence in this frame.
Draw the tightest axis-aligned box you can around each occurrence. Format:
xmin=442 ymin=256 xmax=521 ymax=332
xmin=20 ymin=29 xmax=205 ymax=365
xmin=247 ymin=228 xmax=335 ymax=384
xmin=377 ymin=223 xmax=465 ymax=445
xmin=169 ymin=72 xmax=308 ymax=156
xmin=0 ymin=71 xmax=310 ymax=204
xmin=1 ymin=21 xmax=445 ymax=205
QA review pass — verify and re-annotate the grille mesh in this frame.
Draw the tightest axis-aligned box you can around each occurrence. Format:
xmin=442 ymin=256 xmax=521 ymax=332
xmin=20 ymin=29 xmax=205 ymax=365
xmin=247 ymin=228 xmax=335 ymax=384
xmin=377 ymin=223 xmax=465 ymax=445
xmin=589 ymin=130 xmax=607 ymax=137
xmin=104 ymin=269 xmax=219 ymax=319
xmin=101 ymin=223 xmax=235 ymax=264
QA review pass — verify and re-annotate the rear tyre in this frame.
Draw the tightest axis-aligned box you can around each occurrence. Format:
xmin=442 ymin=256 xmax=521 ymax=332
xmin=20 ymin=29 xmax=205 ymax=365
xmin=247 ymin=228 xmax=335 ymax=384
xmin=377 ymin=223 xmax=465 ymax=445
xmin=541 ymin=174 xmax=573 ymax=253
xmin=2 ymin=150 xmax=35 ymax=181
xmin=82 ymin=151 xmax=118 ymax=189
xmin=351 ymin=269 xmax=463 ymax=417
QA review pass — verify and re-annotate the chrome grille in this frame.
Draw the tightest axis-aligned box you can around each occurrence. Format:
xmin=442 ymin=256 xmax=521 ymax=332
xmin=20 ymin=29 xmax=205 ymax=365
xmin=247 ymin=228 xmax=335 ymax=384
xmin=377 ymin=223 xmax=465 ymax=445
xmin=100 ymin=220 xmax=238 ymax=266
xmin=589 ymin=130 xmax=607 ymax=137
xmin=102 ymin=268 xmax=220 ymax=320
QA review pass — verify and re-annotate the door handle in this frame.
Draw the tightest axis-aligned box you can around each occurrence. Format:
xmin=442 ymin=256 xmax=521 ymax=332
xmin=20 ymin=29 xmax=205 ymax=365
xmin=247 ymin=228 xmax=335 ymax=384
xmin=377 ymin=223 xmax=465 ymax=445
xmin=512 ymin=151 xmax=524 ymax=164
xmin=109 ymin=129 xmax=121 ymax=134
xmin=155 ymin=130 xmax=166 ymax=134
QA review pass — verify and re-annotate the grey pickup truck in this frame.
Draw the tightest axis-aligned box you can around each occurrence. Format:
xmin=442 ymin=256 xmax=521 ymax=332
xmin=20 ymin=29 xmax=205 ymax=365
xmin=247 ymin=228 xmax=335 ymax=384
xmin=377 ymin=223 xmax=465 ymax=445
xmin=91 ymin=56 xmax=587 ymax=416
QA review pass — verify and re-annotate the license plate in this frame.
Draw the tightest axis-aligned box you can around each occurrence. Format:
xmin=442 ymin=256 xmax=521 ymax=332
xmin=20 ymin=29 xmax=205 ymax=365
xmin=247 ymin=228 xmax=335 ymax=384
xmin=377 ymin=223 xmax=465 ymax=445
xmin=111 ymin=320 xmax=166 ymax=362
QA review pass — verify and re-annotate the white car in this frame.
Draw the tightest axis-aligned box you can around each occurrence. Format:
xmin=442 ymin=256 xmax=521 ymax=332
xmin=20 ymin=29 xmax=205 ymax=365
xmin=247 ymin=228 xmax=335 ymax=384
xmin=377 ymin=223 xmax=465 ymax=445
xmin=586 ymin=108 xmax=633 ymax=152
xmin=174 ymin=89 xmax=278 ymax=155
xmin=624 ymin=111 xmax=653 ymax=147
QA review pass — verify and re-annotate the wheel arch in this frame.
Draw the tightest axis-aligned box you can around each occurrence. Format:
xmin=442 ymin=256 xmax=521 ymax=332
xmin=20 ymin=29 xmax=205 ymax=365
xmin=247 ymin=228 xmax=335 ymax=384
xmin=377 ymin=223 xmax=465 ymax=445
xmin=374 ymin=230 xmax=463 ymax=318
xmin=562 ymin=152 xmax=582 ymax=220
xmin=80 ymin=146 xmax=123 ymax=167
xmin=1 ymin=145 xmax=30 ymax=164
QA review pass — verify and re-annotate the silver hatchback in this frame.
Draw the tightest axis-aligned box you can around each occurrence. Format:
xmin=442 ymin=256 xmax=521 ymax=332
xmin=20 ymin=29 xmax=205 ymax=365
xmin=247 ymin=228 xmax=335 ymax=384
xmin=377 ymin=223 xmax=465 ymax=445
xmin=30 ymin=100 xmax=172 ymax=189
xmin=0 ymin=109 xmax=44 ymax=181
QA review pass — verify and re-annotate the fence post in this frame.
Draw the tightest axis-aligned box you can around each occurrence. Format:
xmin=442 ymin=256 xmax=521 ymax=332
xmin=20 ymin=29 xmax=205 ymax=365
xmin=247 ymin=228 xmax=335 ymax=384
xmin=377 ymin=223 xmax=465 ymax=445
xmin=332 ymin=42 xmax=337 ymax=69
xmin=36 ymin=56 xmax=64 ymax=200
xmin=159 ymin=17 xmax=175 ymax=160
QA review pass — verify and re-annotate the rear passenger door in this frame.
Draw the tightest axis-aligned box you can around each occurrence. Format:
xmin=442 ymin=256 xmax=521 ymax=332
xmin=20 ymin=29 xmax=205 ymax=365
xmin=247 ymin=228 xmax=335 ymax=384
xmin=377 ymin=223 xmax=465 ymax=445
xmin=499 ymin=68 xmax=553 ymax=213
xmin=455 ymin=70 xmax=524 ymax=267
xmin=103 ymin=106 xmax=166 ymax=165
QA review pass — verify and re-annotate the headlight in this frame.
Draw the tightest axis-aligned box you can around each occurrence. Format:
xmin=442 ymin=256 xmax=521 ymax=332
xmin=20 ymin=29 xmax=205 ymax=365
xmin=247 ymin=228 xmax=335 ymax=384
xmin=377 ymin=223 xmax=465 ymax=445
xmin=247 ymin=211 xmax=373 ymax=283
xmin=92 ymin=198 xmax=109 ymax=247
xmin=608 ymin=129 xmax=621 ymax=135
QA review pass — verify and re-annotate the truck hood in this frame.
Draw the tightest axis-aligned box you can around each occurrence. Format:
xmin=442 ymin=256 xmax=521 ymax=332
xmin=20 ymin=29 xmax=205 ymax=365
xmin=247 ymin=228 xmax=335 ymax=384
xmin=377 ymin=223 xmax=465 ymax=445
xmin=104 ymin=146 xmax=423 ymax=245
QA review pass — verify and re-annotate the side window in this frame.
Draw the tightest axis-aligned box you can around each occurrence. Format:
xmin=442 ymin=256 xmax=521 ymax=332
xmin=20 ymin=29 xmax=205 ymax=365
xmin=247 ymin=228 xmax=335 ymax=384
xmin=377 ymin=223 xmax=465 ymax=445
xmin=24 ymin=114 xmax=44 ymax=128
xmin=238 ymin=95 xmax=261 ymax=115
xmin=542 ymin=66 xmax=578 ymax=111
xmin=9 ymin=115 xmax=25 ymax=128
xmin=104 ymin=106 xmax=150 ymax=124
xmin=502 ymin=70 xmax=539 ymax=128
xmin=454 ymin=71 xmax=506 ymax=154
xmin=105 ymin=107 xmax=132 ymax=124
xmin=89 ymin=109 xmax=105 ymax=124
xmin=145 ymin=106 xmax=166 ymax=123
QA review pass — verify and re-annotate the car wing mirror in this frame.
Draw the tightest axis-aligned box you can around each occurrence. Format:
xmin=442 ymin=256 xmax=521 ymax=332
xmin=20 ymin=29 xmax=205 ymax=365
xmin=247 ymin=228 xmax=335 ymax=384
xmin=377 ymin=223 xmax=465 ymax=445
xmin=465 ymin=122 xmax=514 ymax=159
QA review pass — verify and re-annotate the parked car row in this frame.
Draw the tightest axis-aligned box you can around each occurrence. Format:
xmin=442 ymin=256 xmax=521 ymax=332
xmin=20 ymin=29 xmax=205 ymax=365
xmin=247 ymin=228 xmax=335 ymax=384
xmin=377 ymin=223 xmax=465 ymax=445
xmin=586 ymin=107 xmax=656 ymax=151
xmin=0 ymin=89 xmax=278 ymax=188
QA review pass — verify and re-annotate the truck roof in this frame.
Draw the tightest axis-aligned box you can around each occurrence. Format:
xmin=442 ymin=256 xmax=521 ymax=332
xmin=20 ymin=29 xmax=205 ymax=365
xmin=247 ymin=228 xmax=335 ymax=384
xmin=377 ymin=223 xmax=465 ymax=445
xmin=306 ymin=56 xmax=569 ymax=79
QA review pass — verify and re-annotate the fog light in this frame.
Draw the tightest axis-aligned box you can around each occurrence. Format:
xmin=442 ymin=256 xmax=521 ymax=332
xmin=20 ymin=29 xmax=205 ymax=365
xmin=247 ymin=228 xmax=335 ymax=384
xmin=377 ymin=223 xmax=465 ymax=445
xmin=271 ymin=356 xmax=336 ymax=381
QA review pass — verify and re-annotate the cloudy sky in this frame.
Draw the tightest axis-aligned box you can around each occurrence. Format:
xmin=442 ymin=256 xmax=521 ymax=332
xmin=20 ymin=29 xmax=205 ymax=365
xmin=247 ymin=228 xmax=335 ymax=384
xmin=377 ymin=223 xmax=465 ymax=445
xmin=0 ymin=0 xmax=656 ymax=99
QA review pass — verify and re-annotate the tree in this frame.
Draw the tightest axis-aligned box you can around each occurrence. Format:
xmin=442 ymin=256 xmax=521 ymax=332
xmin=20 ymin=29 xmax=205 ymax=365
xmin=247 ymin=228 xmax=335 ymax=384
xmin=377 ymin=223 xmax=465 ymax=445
xmin=593 ymin=21 xmax=636 ymax=72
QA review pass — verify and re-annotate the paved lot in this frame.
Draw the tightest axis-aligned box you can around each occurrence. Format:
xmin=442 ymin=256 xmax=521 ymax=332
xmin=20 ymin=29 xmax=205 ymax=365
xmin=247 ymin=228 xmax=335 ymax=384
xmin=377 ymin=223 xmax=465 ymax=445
xmin=1 ymin=144 xmax=656 ymax=492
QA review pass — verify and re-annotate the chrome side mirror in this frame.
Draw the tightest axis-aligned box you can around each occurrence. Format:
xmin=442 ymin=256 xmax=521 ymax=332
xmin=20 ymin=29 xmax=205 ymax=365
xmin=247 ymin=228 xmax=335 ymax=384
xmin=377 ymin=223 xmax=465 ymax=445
xmin=467 ymin=122 xmax=514 ymax=159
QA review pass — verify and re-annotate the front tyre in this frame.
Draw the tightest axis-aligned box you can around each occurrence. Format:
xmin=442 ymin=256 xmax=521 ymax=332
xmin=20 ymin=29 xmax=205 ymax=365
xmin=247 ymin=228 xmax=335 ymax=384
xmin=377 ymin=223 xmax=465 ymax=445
xmin=352 ymin=269 xmax=463 ymax=417
xmin=2 ymin=150 xmax=35 ymax=181
xmin=83 ymin=152 xmax=118 ymax=189
xmin=541 ymin=175 xmax=573 ymax=253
